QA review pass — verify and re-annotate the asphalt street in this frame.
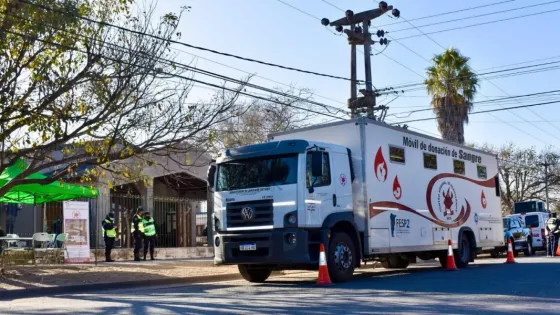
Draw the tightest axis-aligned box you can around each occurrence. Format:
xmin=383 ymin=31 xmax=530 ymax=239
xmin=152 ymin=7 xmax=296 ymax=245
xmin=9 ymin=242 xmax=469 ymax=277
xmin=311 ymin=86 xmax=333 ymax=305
xmin=3 ymin=256 xmax=560 ymax=315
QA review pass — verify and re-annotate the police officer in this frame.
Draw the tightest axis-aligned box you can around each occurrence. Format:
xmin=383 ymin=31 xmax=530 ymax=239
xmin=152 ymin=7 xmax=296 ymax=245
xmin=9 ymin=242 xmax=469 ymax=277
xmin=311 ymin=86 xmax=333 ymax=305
xmin=102 ymin=212 xmax=117 ymax=262
xmin=546 ymin=212 xmax=560 ymax=257
xmin=142 ymin=212 xmax=157 ymax=261
xmin=131 ymin=206 xmax=145 ymax=261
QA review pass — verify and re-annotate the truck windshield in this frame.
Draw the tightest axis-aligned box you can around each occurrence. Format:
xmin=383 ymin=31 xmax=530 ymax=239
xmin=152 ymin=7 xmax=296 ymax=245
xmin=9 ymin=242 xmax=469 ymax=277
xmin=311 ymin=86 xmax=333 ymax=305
xmin=216 ymin=154 xmax=298 ymax=191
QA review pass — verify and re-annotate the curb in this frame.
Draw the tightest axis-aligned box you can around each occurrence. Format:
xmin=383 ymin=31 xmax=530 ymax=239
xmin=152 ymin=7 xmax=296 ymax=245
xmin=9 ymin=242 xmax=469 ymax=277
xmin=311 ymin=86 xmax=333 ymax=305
xmin=0 ymin=273 xmax=242 ymax=300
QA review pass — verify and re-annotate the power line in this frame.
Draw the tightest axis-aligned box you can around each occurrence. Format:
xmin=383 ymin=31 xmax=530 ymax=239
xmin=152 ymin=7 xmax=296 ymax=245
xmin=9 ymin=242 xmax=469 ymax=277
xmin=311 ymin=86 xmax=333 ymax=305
xmin=0 ymin=26 xmax=347 ymax=121
xmin=376 ymin=4 xmax=560 ymax=146
xmin=389 ymin=0 xmax=560 ymax=34
xmin=387 ymin=89 xmax=560 ymax=117
xmin=18 ymin=0 xmax=363 ymax=84
xmin=377 ymin=0 xmax=516 ymax=27
xmin=393 ymin=99 xmax=560 ymax=124
xmin=1 ymin=8 xmax=350 ymax=118
xmin=393 ymin=7 xmax=560 ymax=41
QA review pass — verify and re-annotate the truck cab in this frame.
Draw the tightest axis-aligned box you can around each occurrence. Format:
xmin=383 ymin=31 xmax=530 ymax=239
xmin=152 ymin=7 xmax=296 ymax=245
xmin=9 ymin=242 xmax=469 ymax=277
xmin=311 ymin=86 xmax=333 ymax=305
xmin=209 ymin=140 xmax=358 ymax=283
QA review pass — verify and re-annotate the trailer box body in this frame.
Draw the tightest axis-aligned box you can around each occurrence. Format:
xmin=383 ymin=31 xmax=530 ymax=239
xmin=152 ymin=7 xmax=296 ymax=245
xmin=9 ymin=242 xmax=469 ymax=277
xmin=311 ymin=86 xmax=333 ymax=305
xmin=269 ymin=118 xmax=504 ymax=254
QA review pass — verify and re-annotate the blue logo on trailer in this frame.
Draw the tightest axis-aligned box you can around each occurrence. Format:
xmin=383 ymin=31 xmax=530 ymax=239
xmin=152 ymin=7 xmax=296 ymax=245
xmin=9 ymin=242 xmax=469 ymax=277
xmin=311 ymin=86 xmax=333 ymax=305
xmin=474 ymin=213 xmax=479 ymax=224
xmin=390 ymin=213 xmax=396 ymax=237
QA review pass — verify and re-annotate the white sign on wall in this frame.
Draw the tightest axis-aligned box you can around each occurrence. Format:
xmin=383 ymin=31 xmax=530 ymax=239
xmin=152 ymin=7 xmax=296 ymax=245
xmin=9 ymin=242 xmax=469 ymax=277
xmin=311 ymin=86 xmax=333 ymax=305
xmin=63 ymin=201 xmax=91 ymax=264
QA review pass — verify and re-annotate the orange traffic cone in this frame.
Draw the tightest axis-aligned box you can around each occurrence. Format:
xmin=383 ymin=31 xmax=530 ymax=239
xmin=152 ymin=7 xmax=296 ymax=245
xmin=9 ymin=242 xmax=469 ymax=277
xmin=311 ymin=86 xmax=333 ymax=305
xmin=555 ymin=238 xmax=560 ymax=256
xmin=505 ymin=238 xmax=516 ymax=264
xmin=317 ymin=243 xmax=332 ymax=285
xmin=446 ymin=239 xmax=458 ymax=271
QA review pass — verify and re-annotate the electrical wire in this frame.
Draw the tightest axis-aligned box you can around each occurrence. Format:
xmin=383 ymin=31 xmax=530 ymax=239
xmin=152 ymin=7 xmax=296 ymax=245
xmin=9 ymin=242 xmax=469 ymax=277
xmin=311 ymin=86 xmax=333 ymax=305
xmin=18 ymin=0 xmax=364 ymax=83
xmin=393 ymin=99 xmax=560 ymax=124
xmin=377 ymin=0 xmax=516 ymax=27
xmin=388 ymin=0 xmax=560 ymax=34
xmin=393 ymin=7 xmax=560 ymax=41
xmin=0 ymin=26 xmax=347 ymax=121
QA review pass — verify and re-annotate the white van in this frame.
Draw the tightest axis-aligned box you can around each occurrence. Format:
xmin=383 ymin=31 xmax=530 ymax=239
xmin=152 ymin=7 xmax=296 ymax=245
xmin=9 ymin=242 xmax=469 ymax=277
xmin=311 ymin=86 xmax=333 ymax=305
xmin=520 ymin=212 xmax=550 ymax=253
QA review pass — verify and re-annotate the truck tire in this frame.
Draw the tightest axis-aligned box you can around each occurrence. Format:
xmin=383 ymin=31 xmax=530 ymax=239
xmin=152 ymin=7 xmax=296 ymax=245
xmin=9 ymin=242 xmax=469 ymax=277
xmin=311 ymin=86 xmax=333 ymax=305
xmin=238 ymin=265 xmax=272 ymax=283
xmin=524 ymin=238 xmax=534 ymax=256
xmin=381 ymin=256 xmax=410 ymax=269
xmin=454 ymin=235 xmax=471 ymax=268
xmin=327 ymin=232 xmax=356 ymax=283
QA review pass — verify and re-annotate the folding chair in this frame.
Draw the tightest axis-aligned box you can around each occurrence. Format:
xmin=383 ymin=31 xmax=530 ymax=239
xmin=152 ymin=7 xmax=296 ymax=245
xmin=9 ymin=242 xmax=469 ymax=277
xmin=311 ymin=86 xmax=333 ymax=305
xmin=32 ymin=232 xmax=50 ymax=265
xmin=54 ymin=233 xmax=69 ymax=264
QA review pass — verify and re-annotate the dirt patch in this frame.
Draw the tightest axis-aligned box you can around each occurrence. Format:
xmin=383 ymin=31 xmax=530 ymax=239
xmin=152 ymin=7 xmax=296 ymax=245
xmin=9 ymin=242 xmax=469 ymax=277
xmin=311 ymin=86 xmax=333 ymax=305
xmin=0 ymin=260 xmax=239 ymax=291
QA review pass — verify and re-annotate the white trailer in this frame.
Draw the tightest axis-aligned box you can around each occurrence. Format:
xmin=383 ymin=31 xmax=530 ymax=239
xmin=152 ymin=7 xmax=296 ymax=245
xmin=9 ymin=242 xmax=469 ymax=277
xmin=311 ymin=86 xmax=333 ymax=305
xmin=209 ymin=118 xmax=504 ymax=283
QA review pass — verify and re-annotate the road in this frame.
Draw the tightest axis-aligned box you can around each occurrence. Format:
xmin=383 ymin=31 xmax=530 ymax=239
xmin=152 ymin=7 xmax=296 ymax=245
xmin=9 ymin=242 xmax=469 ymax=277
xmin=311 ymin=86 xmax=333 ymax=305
xmin=3 ymin=256 xmax=560 ymax=314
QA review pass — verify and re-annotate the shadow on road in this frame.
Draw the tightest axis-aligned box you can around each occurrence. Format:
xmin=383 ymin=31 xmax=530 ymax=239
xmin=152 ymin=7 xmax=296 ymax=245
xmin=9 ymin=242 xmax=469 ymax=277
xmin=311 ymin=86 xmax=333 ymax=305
xmin=4 ymin=258 xmax=560 ymax=314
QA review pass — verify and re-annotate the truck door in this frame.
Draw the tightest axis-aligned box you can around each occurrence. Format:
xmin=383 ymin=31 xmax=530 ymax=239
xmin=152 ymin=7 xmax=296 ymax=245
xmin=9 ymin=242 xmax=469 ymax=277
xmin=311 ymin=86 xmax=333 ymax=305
xmin=305 ymin=151 xmax=335 ymax=227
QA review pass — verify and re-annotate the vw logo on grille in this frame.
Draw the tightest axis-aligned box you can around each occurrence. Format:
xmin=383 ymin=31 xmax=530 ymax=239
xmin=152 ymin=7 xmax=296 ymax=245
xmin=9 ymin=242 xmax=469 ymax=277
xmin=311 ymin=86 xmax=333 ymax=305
xmin=241 ymin=207 xmax=254 ymax=221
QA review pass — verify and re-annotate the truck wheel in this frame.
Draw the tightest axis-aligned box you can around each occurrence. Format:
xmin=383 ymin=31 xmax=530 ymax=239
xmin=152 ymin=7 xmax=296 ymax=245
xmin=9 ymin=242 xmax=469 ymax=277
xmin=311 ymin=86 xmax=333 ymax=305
xmin=381 ymin=256 xmax=409 ymax=269
xmin=238 ymin=265 xmax=272 ymax=283
xmin=327 ymin=232 xmax=356 ymax=283
xmin=524 ymin=238 xmax=534 ymax=256
xmin=454 ymin=235 xmax=471 ymax=268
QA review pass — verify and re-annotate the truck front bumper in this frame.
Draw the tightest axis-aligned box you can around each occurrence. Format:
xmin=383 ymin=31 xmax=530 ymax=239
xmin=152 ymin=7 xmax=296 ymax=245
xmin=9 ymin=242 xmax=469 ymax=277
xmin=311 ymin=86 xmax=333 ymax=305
xmin=213 ymin=228 xmax=317 ymax=266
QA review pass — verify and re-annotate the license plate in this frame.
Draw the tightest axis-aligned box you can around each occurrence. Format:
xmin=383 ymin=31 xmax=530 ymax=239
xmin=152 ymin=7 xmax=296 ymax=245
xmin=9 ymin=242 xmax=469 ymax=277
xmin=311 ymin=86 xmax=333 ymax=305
xmin=239 ymin=243 xmax=256 ymax=251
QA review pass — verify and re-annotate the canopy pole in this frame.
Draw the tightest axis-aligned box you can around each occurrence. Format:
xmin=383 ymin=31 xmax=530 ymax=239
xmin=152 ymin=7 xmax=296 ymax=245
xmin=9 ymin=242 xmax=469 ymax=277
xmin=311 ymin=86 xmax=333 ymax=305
xmin=33 ymin=194 xmax=36 ymax=234
xmin=95 ymin=198 xmax=98 ymax=266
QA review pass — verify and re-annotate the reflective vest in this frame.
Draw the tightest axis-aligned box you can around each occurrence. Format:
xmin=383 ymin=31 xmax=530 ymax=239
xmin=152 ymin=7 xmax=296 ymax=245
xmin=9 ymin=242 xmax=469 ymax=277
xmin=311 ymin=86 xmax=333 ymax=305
xmin=142 ymin=218 xmax=156 ymax=237
xmin=547 ymin=217 xmax=558 ymax=233
xmin=131 ymin=215 xmax=145 ymax=233
xmin=102 ymin=219 xmax=117 ymax=238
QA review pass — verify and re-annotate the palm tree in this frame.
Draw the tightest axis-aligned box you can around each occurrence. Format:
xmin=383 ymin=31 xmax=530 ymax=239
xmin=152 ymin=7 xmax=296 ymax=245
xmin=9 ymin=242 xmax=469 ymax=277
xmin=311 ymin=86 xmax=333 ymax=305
xmin=425 ymin=47 xmax=478 ymax=144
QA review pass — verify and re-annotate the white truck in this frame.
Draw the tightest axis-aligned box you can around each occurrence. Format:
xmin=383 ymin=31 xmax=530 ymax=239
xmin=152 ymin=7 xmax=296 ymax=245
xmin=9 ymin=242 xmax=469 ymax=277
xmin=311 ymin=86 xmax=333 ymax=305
xmin=208 ymin=118 xmax=504 ymax=283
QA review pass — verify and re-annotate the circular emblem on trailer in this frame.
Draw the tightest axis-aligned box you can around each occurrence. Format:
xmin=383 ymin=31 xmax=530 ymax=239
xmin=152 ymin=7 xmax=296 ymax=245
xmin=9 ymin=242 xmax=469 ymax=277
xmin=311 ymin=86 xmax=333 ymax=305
xmin=340 ymin=174 xmax=347 ymax=186
xmin=241 ymin=207 xmax=254 ymax=221
xmin=437 ymin=181 xmax=458 ymax=220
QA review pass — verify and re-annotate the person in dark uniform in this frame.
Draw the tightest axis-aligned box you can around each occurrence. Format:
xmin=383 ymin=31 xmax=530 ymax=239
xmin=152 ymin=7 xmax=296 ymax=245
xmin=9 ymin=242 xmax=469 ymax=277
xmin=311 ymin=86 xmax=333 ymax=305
xmin=131 ymin=206 xmax=145 ymax=261
xmin=102 ymin=212 xmax=118 ymax=262
xmin=546 ymin=213 xmax=560 ymax=257
xmin=142 ymin=212 xmax=157 ymax=261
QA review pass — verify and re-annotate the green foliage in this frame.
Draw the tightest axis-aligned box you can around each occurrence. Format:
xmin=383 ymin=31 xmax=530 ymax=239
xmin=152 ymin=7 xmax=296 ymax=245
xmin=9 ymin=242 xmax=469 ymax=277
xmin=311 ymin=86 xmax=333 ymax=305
xmin=425 ymin=47 xmax=479 ymax=144
xmin=0 ymin=0 xmax=248 ymax=196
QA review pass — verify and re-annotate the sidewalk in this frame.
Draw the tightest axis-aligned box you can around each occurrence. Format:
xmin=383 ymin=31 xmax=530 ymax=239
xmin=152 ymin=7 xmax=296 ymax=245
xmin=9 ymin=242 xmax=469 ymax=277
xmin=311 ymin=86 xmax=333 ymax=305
xmin=0 ymin=259 xmax=241 ymax=299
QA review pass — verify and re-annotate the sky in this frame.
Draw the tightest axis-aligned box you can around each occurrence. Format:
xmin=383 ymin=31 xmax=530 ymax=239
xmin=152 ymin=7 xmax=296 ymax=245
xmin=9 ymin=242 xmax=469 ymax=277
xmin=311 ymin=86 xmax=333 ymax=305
xmin=151 ymin=0 xmax=560 ymax=151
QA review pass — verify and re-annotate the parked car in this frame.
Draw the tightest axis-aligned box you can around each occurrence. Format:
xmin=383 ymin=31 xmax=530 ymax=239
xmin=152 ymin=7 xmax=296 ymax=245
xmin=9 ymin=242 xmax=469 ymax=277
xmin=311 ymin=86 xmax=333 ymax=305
xmin=520 ymin=212 xmax=550 ymax=253
xmin=494 ymin=215 xmax=533 ymax=257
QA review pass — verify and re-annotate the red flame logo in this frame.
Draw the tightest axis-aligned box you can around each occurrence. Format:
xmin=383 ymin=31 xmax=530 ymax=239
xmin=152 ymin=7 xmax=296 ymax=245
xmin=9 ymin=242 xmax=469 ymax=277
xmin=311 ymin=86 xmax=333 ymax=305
xmin=374 ymin=147 xmax=388 ymax=182
xmin=481 ymin=191 xmax=487 ymax=209
xmin=442 ymin=188 xmax=454 ymax=216
xmin=393 ymin=176 xmax=402 ymax=200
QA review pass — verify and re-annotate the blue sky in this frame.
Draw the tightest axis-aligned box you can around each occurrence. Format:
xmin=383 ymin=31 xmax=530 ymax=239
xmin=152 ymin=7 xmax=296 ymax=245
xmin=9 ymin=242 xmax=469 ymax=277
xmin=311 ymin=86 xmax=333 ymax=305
xmin=153 ymin=0 xmax=560 ymax=151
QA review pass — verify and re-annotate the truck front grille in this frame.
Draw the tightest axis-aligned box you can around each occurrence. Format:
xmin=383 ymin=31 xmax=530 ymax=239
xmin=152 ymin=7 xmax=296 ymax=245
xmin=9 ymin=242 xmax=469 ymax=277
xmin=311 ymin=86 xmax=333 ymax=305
xmin=226 ymin=199 xmax=273 ymax=228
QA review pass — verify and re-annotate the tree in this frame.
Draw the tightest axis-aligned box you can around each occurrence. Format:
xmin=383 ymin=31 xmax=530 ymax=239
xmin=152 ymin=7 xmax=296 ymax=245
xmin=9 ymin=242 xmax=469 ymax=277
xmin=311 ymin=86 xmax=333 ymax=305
xmin=425 ymin=47 xmax=478 ymax=144
xmin=0 ymin=0 xmax=247 ymax=195
xmin=209 ymin=87 xmax=323 ymax=151
xmin=477 ymin=143 xmax=560 ymax=215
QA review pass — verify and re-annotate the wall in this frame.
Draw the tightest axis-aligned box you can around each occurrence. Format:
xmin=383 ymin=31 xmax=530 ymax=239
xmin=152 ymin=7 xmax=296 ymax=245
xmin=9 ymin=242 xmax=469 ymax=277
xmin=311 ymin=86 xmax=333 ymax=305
xmin=91 ymin=246 xmax=214 ymax=261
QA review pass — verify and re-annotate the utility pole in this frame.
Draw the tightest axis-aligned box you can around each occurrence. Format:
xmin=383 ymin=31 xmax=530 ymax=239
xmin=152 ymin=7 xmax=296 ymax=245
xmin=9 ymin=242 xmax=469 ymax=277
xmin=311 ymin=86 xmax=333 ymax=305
xmin=540 ymin=160 xmax=552 ymax=211
xmin=322 ymin=1 xmax=400 ymax=119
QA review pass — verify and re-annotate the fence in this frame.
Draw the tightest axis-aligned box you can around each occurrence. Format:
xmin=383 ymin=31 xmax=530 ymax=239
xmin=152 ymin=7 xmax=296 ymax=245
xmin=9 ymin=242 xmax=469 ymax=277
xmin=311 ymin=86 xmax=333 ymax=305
xmin=40 ymin=194 xmax=208 ymax=249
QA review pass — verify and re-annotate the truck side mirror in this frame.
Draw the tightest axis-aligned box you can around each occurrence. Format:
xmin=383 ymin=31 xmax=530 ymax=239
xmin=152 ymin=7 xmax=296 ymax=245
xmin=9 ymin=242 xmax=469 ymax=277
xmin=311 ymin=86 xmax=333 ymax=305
xmin=311 ymin=151 xmax=324 ymax=177
xmin=207 ymin=164 xmax=216 ymax=188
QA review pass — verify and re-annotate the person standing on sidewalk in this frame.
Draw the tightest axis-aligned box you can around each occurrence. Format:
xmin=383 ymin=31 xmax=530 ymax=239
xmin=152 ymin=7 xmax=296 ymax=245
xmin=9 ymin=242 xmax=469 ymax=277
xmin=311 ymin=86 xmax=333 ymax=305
xmin=102 ymin=212 xmax=118 ymax=262
xmin=5 ymin=203 xmax=21 ymax=234
xmin=131 ymin=206 xmax=145 ymax=261
xmin=142 ymin=212 xmax=157 ymax=261
xmin=546 ymin=213 xmax=560 ymax=257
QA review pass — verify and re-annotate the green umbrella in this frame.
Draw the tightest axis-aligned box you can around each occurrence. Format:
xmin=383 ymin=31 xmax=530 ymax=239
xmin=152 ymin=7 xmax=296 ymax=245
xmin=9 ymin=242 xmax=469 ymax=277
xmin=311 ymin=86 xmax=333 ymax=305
xmin=0 ymin=158 xmax=98 ymax=204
